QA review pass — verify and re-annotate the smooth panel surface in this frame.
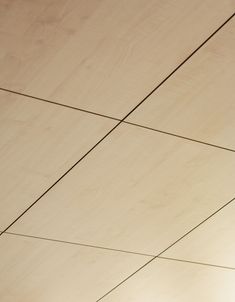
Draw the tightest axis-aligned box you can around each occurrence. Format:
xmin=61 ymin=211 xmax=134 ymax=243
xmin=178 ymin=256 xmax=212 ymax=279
xmin=128 ymin=18 xmax=235 ymax=149
xmin=0 ymin=0 xmax=234 ymax=118
xmin=101 ymin=258 xmax=235 ymax=302
xmin=0 ymin=233 xmax=149 ymax=302
xmin=0 ymin=91 xmax=116 ymax=229
xmin=10 ymin=124 xmax=235 ymax=255
xmin=163 ymin=201 xmax=235 ymax=268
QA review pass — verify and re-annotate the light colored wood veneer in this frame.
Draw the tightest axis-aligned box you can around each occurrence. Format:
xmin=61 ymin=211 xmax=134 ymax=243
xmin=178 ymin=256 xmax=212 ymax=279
xmin=10 ymin=123 xmax=235 ymax=255
xmin=128 ymin=18 xmax=235 ymax=149
xmin=163 ymin=201 xmax=235 ymax=268
xmin=101 ymin=258 xmax=235 ymax=302
xmin=0 ymin=233 xmax=149 ymax=301
xmin=0 ymin=0 xmax=234 ymax=117
xmin=0 ymin=91 xmax=116 ymax=229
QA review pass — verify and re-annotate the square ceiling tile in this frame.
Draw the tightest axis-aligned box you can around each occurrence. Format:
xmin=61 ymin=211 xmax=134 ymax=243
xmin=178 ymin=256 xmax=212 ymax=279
xmin=10 ymin=123 xmax=235 ymax=255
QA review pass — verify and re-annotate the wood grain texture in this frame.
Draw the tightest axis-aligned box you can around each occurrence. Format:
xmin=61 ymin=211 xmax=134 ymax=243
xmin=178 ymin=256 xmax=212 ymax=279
xmin=128 ymin=17 xmax=235 ymax=149
xmin=10 ymin=124 xmax=235 ymax=255
xmin=101 ymin=258 xmax=235 ymax=302
xmin=0 ymin=91 xmax=116 ymax=229
xmin=0 ymin=0 xmax=234 ymax=118
xmin=163 ymin=201 xmax=235 ymax=268
xmin=0 ymin=233 xmax=149 ymax=302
